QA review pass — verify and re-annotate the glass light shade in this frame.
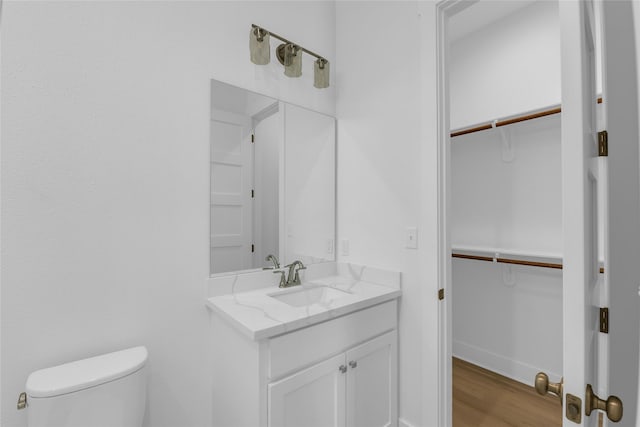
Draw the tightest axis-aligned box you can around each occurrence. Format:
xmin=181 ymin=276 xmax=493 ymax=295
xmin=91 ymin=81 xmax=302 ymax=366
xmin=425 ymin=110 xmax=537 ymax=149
xmin=250 ymin=28 xmax=270 ymax=65
xmin=284 ymin=44 xmax=302 ymax=78
xmin=314 ymin=59 xmax=330 ymax=89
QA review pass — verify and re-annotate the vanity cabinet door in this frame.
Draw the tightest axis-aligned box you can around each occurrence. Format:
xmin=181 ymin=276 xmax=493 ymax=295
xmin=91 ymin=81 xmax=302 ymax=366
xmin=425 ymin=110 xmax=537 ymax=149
xmin=268 ymin=353 xmax=347 ymax=427
xmin=346 ymin=331 xmax=397 ymax=427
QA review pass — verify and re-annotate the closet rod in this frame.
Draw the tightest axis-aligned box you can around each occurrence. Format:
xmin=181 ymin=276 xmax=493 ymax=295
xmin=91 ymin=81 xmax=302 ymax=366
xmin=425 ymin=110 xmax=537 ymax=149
xmin=450 ymin=97 xmax=603 ymax=138
xmin=452 ymin=252 xmax=605 ymax=273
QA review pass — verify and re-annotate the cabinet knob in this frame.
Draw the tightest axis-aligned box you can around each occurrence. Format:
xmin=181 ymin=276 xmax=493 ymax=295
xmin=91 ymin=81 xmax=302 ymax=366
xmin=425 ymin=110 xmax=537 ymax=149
xmin=339 ymin=365 xmax=347 ymax=374
xmin=349 ymin=361 xmax=357 ymax=369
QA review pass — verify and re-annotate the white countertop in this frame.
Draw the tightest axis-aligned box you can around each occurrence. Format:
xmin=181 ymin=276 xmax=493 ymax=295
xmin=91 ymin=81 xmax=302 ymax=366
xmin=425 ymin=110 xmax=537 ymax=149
xmin=206 ymin=263 xmax=401 ymax=341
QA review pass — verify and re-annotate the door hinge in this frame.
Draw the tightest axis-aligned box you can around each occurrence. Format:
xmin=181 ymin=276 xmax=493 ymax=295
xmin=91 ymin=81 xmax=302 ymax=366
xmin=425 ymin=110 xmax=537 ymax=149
xmin=251 ymin=244 xmax=255 ymax=253
xmin=251 ymin=189 xmax=254 ymax=198
xmin=600 ymin=307 xmax=609 ymax=333
xmin=251 ymin=134 xmax=255 ymax=143
xmin=438 ymin=288 xmax=445 ymax=300
xmin=598 ymin=130 xmax=608 ymax=156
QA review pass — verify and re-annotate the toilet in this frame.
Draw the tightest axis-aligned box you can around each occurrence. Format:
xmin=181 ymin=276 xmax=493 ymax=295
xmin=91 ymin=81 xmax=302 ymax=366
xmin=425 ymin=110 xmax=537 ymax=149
xmin=24 ymin=346 xmax=148 ymax=427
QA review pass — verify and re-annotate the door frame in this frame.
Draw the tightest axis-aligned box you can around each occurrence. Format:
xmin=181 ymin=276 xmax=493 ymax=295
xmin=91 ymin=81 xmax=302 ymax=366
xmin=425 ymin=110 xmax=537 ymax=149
xmin=434 ymin=1 xmax=478 ymax=425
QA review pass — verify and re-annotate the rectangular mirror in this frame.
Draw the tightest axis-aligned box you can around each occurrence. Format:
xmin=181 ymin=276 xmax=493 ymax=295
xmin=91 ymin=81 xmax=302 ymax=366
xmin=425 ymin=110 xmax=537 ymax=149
xmin=210 ymin=80 xmax=336 ymax=275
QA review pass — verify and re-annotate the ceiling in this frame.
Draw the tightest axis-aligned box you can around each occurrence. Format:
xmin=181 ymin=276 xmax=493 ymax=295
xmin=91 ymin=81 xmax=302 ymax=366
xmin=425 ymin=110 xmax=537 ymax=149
xmin=449 ymin=0 xmax=539 ymax=43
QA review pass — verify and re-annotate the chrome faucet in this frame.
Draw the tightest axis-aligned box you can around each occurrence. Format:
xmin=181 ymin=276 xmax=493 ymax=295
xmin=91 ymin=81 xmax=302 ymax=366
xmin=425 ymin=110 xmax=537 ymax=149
xmin=263 ymin=254 xmax=280 ymax=270
xmin=273 ymin=260 xmax=306 ymax=288
xmin=284 ymin=260 xmax=306 ymax=287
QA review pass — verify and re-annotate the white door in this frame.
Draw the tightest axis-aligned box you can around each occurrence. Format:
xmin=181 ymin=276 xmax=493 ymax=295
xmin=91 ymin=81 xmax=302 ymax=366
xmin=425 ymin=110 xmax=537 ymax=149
xmin=560 ymin=1 xmax=627 ymax=425
xmin=210 ymin=109 xmax=254 ymax=274
xmin=268 ymin=353 xmax=347 ymax=427
xmin=252 ymin=106 xmax=282 ymax=268
xmin=345 ymin=331 xmax=397 ymax=427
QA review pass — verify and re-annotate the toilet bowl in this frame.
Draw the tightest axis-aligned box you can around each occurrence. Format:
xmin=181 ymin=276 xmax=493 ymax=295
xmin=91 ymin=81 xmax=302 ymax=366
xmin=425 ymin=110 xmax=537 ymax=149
xmin=24 ymin=346 xmax=148 ymax=427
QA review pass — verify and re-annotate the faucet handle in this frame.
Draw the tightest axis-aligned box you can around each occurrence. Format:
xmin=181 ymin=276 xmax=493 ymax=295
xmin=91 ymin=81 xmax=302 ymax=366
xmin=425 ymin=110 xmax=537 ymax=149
xmin=273 ymin=270 xmax=287 ymax=288
xmin=293 ymin=265 xmax=306 ymax=285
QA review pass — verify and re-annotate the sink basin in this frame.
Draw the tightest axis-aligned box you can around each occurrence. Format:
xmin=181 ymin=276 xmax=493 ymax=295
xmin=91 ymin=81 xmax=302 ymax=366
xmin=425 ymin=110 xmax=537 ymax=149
xmin=269 ymin=286 xmax=351 ymax=307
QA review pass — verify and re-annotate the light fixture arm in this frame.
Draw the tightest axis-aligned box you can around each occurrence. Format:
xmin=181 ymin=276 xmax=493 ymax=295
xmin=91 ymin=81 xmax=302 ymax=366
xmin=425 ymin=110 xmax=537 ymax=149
xmin=251 ymin=24 xmax=327 ymax=63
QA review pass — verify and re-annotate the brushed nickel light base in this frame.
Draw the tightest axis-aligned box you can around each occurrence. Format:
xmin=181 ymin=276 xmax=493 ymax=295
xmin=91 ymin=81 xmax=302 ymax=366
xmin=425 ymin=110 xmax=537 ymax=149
xmin=276 ymin=44 xmax=287 ymax=66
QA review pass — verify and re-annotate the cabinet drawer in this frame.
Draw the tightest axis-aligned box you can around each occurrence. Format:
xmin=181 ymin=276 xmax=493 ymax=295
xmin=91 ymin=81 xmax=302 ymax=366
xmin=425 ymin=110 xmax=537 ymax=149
xmin=268 ymin=300 xmax=397 ymax=379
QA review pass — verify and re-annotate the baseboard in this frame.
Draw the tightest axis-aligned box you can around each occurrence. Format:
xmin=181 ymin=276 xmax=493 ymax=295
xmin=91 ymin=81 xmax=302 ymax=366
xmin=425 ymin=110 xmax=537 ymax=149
xmin=453 ymin=339 xmax=561 ymax=386
xmin=399 ymin=418 xmax=417 ymax=427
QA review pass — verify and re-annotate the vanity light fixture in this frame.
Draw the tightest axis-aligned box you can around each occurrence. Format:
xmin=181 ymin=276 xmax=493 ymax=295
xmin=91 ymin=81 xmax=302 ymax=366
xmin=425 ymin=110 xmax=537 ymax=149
xmin=280 ymin=43 xmax=302 ymax=78
xmin=249 ymin=24 xmax=330 ymax=88
xmin=249 ymin=26 xmax=270 ymax=65
xmin=314 ymin=58 xmax=329 ymax=89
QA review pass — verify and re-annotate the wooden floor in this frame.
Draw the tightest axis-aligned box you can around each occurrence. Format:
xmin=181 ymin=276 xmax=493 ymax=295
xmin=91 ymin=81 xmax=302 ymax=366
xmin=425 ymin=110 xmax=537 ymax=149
xmin=453 ymin=358 xmax=562 ymax=427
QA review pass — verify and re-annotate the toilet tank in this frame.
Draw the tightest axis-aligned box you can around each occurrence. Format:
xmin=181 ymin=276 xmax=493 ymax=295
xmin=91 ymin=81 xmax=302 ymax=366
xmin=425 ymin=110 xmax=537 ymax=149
xmin=25 ymin=346 xmax=148 ymax=427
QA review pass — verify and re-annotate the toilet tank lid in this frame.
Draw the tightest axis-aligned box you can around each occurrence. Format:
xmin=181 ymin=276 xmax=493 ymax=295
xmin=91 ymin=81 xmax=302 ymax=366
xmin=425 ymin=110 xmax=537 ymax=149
xmin=26 ymin=346 xmax=148 ymax=398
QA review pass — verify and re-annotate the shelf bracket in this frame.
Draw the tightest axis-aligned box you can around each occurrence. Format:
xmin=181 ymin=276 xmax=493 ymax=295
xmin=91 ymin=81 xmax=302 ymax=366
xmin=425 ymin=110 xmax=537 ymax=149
xmin=492 ymin=120 xmax=515 ymax=163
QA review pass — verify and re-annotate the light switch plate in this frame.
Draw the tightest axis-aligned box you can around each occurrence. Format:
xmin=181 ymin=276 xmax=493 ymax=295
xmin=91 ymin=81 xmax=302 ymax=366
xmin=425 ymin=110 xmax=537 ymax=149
xmin=406 ymin=227 xmax=418 ymax=249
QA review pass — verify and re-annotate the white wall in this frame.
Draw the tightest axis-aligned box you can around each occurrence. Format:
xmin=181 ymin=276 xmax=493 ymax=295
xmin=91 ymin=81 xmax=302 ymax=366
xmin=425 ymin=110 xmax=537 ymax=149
xmin=284 ymin=104 xmax=335 ymax=265
xmin=452 ymin=259 xmax=563 ymax=383
xmin=1 ymin=2 xmax=335 ymax=427
xmin=451 ymin=116 xmax=562 ymax=254
xmin=336 ymin=2 xmax=441 ymax=426
xmin=449 ymin=1 xmax=560 ymax=130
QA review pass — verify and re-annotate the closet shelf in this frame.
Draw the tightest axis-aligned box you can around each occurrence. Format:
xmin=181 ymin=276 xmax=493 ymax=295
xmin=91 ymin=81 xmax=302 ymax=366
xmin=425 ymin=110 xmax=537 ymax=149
xmin=450 ymin=97 xmax=603 ymax=138
xmin=451 ymin=245 xmax=605 ymax=273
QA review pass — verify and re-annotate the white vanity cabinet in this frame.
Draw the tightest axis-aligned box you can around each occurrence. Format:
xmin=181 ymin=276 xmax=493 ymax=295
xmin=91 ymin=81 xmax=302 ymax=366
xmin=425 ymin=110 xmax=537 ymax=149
xmin=269 ymin=331 xmax=397 ymax=427
xmin=209 ymin=299 xmax=398 ymax=427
